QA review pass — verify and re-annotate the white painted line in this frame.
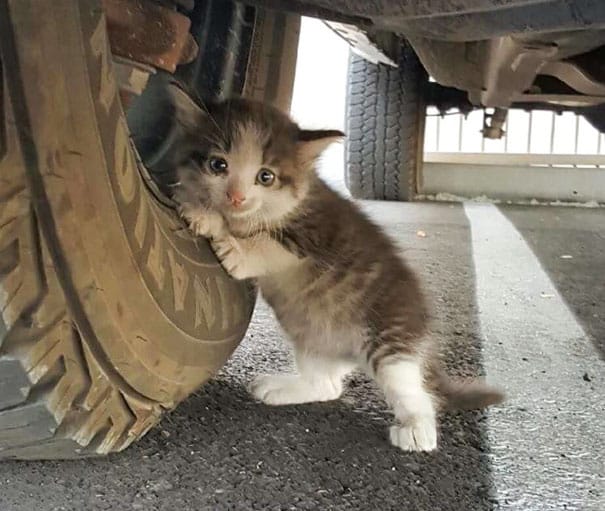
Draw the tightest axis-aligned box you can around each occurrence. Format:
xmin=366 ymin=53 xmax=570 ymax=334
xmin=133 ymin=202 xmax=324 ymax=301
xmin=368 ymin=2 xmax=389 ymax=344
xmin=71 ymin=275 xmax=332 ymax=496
xmin=464 ymin=203 xmax=605 ymax=511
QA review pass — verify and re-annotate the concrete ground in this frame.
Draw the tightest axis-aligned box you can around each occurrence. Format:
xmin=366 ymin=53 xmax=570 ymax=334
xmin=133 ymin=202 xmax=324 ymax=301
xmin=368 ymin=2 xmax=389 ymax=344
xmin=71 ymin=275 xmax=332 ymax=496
xmin=0 ymin=201 xmax=603 ymax=511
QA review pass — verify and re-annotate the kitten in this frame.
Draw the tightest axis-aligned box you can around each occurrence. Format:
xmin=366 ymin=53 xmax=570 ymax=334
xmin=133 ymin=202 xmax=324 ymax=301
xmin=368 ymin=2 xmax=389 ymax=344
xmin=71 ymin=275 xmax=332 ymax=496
xmin=169 ymin=84 xmax=504 ymax=452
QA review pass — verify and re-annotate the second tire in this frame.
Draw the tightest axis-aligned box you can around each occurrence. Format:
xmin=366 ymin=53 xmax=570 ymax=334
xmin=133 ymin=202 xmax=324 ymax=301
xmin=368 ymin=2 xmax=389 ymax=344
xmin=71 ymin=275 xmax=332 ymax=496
xmin=345 ymin=43 xmax=428 ymax=201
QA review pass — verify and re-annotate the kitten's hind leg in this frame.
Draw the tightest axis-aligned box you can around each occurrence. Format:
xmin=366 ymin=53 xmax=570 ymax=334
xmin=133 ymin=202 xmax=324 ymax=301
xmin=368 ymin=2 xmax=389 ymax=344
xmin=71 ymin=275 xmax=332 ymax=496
xmin=374 ymin=357 xmax=438 ymax=452
xmin=250 ymin=352 xmax=356 ymax=406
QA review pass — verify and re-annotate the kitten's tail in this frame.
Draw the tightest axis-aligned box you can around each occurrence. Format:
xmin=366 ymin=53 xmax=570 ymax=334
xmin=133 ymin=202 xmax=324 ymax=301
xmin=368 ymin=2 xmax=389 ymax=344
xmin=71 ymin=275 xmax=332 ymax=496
xmin=436 ymin=370 xmax=505 ymax=411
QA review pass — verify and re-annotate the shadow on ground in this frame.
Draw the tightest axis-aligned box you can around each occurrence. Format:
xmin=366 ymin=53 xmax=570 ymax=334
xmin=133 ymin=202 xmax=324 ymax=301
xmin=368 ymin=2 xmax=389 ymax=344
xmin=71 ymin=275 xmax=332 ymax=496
xmin=502 ymin=205 xmax=605 ymax=359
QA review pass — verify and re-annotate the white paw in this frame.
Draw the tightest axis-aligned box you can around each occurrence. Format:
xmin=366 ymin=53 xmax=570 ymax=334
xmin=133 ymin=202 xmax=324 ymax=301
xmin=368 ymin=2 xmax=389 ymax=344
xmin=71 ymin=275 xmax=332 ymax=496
xmin=250 ymin=374 xmax=306 ymax=405
xmin=211 ymin=237 xmax=249 ymax=280
xmin=178 ymin=205 xmax=225 ymax=239
xmin=249 ymin=374 xmax=336 ymax=405
xmin=389 ymin=416 xmax=437 ymax=452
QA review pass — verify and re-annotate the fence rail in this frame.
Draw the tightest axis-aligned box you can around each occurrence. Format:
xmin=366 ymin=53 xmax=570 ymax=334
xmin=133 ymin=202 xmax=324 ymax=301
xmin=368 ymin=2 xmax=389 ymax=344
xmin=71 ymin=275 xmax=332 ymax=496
xmin=425 ymin=152 xmax=605 ymax=167
xmin=421 ymin=108 xmax=605 ymax=202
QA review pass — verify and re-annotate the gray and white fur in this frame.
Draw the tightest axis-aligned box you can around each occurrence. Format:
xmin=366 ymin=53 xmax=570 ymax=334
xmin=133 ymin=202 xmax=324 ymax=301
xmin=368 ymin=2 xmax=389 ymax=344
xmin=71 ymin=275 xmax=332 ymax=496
xmin=169 ymin=85 xmax=504 ymax=452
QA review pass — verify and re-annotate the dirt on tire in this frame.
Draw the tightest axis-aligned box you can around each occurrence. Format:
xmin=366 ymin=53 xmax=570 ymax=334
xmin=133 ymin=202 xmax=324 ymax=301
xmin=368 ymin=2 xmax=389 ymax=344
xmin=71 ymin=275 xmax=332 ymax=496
xmin=0 ymin=0 xmax=255 ymax=460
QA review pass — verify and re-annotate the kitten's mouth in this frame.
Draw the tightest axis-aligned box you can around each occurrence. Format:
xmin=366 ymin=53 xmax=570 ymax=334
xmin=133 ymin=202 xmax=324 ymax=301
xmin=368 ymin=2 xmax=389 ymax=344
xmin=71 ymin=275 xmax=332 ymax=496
xmin=225 ymin=204 xmax=259 ymax=219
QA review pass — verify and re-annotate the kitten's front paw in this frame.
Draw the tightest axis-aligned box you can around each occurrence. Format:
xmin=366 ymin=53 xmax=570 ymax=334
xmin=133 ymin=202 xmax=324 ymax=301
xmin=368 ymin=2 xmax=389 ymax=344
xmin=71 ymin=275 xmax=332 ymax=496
xmin=250 ymin=374 xmax=340 ymax=405
xmin=178 ymin=205 xmax=225 ymax=239
xmin=211 ymin=237 xmax=249 ymax=280
xmin=389 ymin=417 xmax=437 ymax=452
xmin=250 ymin=374 xmax=309 ymax=405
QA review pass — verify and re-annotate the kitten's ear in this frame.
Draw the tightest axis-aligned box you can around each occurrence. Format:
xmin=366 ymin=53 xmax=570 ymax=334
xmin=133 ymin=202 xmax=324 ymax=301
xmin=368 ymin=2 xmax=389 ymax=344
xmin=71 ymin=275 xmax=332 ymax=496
xmin=167 ymin=83 xmax=206 ymax=130
xmin=297 ymin=129 xmax=345 ymax=165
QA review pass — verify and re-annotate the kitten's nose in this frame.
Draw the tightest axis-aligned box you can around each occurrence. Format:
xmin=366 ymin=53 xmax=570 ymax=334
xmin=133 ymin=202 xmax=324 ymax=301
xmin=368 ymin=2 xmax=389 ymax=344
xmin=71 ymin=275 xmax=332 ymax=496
xmin=226 ymin=189 xmax=246 ymax=207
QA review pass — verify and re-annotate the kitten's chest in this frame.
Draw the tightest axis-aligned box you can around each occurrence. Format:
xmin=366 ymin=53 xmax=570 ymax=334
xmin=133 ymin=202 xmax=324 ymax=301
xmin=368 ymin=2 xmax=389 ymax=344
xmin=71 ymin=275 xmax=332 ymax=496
xmin=258 ymin=268 xmax=367 ymax=356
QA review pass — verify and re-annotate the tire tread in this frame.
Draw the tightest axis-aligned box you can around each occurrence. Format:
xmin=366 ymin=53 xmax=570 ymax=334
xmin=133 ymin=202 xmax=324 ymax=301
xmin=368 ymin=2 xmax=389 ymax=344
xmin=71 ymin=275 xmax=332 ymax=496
xmin=0 ymin=40 xmax=160 ymax=461
xmin=345 ymin=43 xmax=427 ymax=201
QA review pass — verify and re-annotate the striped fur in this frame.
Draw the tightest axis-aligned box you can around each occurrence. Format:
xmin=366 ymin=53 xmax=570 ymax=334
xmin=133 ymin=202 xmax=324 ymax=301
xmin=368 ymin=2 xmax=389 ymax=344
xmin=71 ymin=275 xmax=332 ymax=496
xmin=170 ymin=86 xmax=504 ymax=452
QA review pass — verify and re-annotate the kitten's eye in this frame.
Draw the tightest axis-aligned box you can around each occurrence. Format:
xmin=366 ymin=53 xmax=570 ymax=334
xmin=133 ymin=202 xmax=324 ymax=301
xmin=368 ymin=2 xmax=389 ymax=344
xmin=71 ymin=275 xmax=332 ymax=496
xmin=256 ymin=168 xmax=275 ymax=186
xmin=208 ymin=156 xmax=228 ymax=175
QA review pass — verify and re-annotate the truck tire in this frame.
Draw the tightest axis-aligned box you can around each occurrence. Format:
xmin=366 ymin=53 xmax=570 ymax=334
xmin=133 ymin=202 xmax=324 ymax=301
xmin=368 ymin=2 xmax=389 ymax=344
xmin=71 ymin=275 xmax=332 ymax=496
xmin=345 ymin=43 xmax=427 ymax=201
xmin=0 ymin=0 xmax=254 ymax=460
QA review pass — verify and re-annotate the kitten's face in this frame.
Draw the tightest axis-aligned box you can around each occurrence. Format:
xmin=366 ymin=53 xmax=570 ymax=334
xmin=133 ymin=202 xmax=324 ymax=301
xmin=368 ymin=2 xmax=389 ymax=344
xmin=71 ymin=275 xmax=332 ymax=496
xmin=169 ymin=86 xmax=343 ymax=228
xmin=178 ymin=119 xmax=302 ymax=223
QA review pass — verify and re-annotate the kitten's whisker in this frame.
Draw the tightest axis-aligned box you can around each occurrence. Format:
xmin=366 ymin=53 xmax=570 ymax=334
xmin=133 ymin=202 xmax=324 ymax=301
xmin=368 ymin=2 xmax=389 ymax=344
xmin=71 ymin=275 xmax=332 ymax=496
xmin=197 ymin=99 xmax=227 ymax=142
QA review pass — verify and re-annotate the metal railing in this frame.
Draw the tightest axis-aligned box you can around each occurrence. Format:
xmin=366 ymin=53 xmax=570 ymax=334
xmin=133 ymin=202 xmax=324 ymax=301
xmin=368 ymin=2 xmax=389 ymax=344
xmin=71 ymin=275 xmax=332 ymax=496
xmin=421 ymin=108 xmax=605 ymax=202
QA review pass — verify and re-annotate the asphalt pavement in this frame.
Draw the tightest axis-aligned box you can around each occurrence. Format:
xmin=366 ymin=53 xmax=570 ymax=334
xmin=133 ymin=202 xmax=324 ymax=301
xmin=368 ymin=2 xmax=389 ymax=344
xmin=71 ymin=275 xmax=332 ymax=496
xmin=0 ymin=201 xmax=603 ymax=511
